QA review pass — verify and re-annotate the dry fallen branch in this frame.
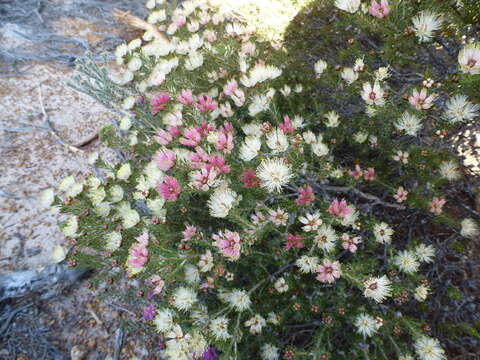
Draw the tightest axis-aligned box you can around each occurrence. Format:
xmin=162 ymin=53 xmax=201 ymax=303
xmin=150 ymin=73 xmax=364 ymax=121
xmin=113 ymin=8 xmax=169 ymax=42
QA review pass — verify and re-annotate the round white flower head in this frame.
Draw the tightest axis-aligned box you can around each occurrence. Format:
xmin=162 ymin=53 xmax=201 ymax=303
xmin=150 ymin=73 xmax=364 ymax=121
xmin=394 ymin=250 xmax=420 ymax=274
xmin=198 ymin=250 xmax=214 ymax=272
xmin=105 ymin=231 xmax=122 ymax=252
xmin=51 ymin=245 xmax=67 ymax=263
xmin=173 ymin=287 xmax=197 ymax=311
xmin=185 ymin=264 xmax=200 ymax=284
xmin=412 ymin=11 xmax=442 ymax=43
xmin=267 ymin=312 xmax=280 ymax=325
xmin=415 ymin=244 xmax=435 ymax=263
xmin=444 ymin=95 xmax=479 ymax=123
xmin=261 ymin=344 xmax=280 ymax=360
xmin=458 ymin=42 xmax=480 ymax=75
xmin=334 ymin=0 xmax=360 ymax=13
xmin=299 ymin=212 xmax=322 ymax=232
xmin=373 ymin=222 xmax=394 ymax=244
xmin=38 ymin=188 xmax=55 ymax=207
xmin=94 ymin=202 xmax=111 ymax=217
xmin=314 ymin=224 xmax=338 ymax=252
xmin=414 ymin=284 xmax=430 ymax=302
xmin=460 ymin=218 xmax=479 ymax=238
xmin=296 ymin=255 xmax=320 ymax=274
xmin=117 ymin=163 xmax=132 ymax=181
xmin=257 ymin=158 xmax=293 ymax=193
xmin=414 ymin=336 xmax=446 ymax=360
xmin=311 ymin=140 xmax=329 ymax=157
xmin=363 ymin=275 xmax=392 ymax=303
xmin=186 ymin=331 xmax=208 ymax=359
xmin=266 ymin=128 xmax=289 ymax=153
xmin=244 ymin=314 xmax=266 ymax=334
xmin=227 ymin=289 xmax=251 ymax=312
xmin=341 ymin=67 xmax=358 ymax=85
xmin=207 ymin=186 xmax=239 ymax=218
xmin=154 ymin=308 xmax=175 ymax=333
xmin=399 ymin=354 xmax=415 ymax=360
xmin=63 ymin=216 xmax=79 ymax=238
xmin=354 ymin=313 xmax=377 ymax=337
xmin=239 ymin=136 xmax=262 ymax=161
xmin=439 ymin=160 xmax=461 ymax=181
xmin=122 ymin=96 xmax=136 ymax=110
xmin=109 ymin=185 xmax=124 ymax=203
xmin=248 ymin=94 xmax=270 ymax=116
xmin=210 ymin=316 xmax=230 ymax=340
xmin=58 ymin=175 xmax=75 ymax=192
xmin=395 ymin=112 xmax=423 ymax=136
xmin=274 ymin=277 xmax=289 ymax=293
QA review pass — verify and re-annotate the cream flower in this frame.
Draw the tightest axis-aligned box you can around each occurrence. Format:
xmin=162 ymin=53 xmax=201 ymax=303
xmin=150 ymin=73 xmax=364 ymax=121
xmin=257 ymin=158 xmax=293 ymax=193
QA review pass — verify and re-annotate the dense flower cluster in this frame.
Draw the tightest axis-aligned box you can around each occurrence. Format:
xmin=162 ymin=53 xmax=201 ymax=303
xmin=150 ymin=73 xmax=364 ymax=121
xmin=45 ymin=0 xmax=480 ymax=359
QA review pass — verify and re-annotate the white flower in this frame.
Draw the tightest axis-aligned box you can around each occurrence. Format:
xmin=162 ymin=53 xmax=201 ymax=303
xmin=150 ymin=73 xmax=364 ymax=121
xmin=375 ymin=66 xmax=390 ymax=81
xmin=415 ymin=244 xmax=435 ymax=263
xmin=173 ymin=287 xmax=197 ymax=311
xmin=395 ymin=112 xmax=422 ymax=136
xmin=341 ymin=67 xmax=358 ymax=84
xmin=207 ymin=186 xmax=239 ymax=218
xmin=119 ymin=116 xmax=132 ymax=131
xmin=355 ymin=313 xmax=377 ymax=337
xmin=242 ymin=123 xmax=262 ymax=136
xmin=154 ymin=309 xmax=175 ymax=333
xmin=363 ymin=276 xmax=392 ymax=303
xmin=62 ymin=216 xmax=79 ymax=238
xmin=354 ymin=57 xmax=365 ymax=72
xmin=444 ymin=95 xmax=479 ymax=123
xmin=439 ymin=160 xmax=461 ymax=180
xmin=239 ymin=136 xmax=262 ymax=161
xmin=311 ymin=140 xmax=329 ymax=157
xmin=147 ymin=198 xmax=166 ymax=219
xmin=361 ymin=81 xmax=385 ymax=106
xmin=198 ymin=250 xmax=214 ymax=272
xmin=115 ymin=43 xmax=128 ymax=58
xmin=94 ymin=202 xmax=111 ymax=217
xmin=414 ymin=284 xmax=430 ymax=302
xmin=353 ymin=131 xmax=368 ymax=143
xmin=38 ymin=188 xmax=55 ymax=207
xmin=314 ymin=224 xmax=338 ymax=252
xmin=249 ymin=94 xmax=270 ymax=116
xmin=185 ymin=264 xmax=200 ymax=284
xmin=296 ymin=255 xmax=319 ymax=274
xmin=394 ymin=250 xmax=420 ymax=274
xmin=399 ymin=354 xmax=415 ymax=360
xmin=458 ymin=42 xmax=480 ymax=75
xmin=227 ymin=289 xmax=251 ymax=312
xmin=128 ymin=38 xmax=141 ymax=51
xmin=414 ymin=336 xmax=446 ymax=360
xmin=267 ymin=312 xmax=280 ymax=325
xmin=244 ymin=314 xmax=266 ymax=334
xmin=105 ymin=231 xmax=122 ymax=252
xmin=294 ymin=84 xmax=303 ymax=93
xmin=335 ymin=0 xmax=361 ymax=13
xmin=274 ymin=277 xmax=289 ymax=293
xmin=280 ymin=85 xmax=291 ymax=97
xmin=292 ymin=115 xmax=304 ymax=128
xmin=299 ymin=212 xmax=322 ymax=232
xmin=58 ymin=176 xmax=75 ymax=192
xmin=147 ymin=9 xmax=166 ymax=23
xmin=261 ymin=344 xmax=280 ymax=360
xmin=209 ymin=316 xmax=230 ymax=340
xmin=185 ymin=51 xmax=204 ymax=70
xmin=257 ymin=158 xmax=293 ymax=193
xmin=314 ymin=59 xmax=328 ymax=75
xmin=373 ymin=222 xmax=394 ymax=244
xmin=302 ymin=131 xmax=317 ymax=144
xmin=460 ymin=218 xmax=479 ymax=238
xmin=117 ymin=202 xmax=140 ymax=229
xmin=122 ymin=96 xmax=136 ymax=110
xmin=412 ymin=11 xmax=442 ymax=43
xmin=243 ymin=64 xmax=282 ymax=87
xmin=117 ymin=163 xmax=132 ymax=181
xmin=268 ymin=208 xmax=288 ymax=226
xmin=127 ymin=56 xmax=142 ymax=71
xmin=266 ymin=129 xmax=289 ymax=153
xmin=51 ymin=245 xmax=67 ymax=263
xmin=109 ymin=185 xmax=124 ymax=203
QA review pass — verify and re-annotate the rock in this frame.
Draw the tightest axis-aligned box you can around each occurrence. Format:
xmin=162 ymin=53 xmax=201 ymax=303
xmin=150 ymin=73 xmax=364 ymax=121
xmin=70 ymin=345 xmax=87 ymax=360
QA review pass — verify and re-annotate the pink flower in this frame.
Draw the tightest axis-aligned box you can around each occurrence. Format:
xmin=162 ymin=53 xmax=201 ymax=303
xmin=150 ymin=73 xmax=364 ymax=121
xmin=128 ymin=232 xmax=149 ymax=269
xmin=204 ymin=29 xmax=216 ymax=42
xmin=408 ymin=88 xmax=436 ymax=110
xmin=296 ymin=185 xmax=315 ymax=205
xmin=148 ymin=275 xmax=165 ymax=297
xmin=285 ymin=234 xmax=304 ymax=250
xmin=209 ymin=154 xmax=230 ymax=173
xmin=213 ymin=230 xmax=241 ymax=261
xmin=241 ymin=42 xmax=256 ymax=55
xmin=157 ymin=176 xmax=182 ymax=201
xmin=316 ymin=260 xmax=342 ymax=283
xmin=327 ymin=199 xmax=352 ymax=218
xmin=242 ymin=169 xmax=260 ymax=188
xmin=155 ymin=129 xmax=173 ymax=145
xmin=182 ymin=225 xmax=197 ymax=241
xmin=349 ymin=165 xmax=363 ymax=179
xmin=180 ymin=127 xmax=202 ymax=147
xmin=231 ymin=89 xmax=245 ymax=107
xmin=394 ymin=186 xmax=408 ymax=203
xmin=223 ymin=79 xmax=238 ymax=96
xmin=168 ymin=126 xmax=181 ymax=137
xmin=190 ymin=167 xmax=218 ymax=191
xmin=155 ymin=149 xmax=176 ymax=171
xmin=279 ymin=115 xmax=295 ymax=134
xmin=151 ymin=92 xmax=170 ymax=113
xmin=429 ymin=197 xmax=446 ymax=215
xmin=195 ymin=95 xmax=217 ymax=112
xmin=177 ymin=89 xmax=194 ymax=105
xmin=364 ymin=168 xmax=376 ymax=181
xmin=341 ymin=234 xmax=361 ymax=253
xmin=369 ymin=0 xmax=390 ymax=19
xmin=175 ymin=15 xmax=186 ymax=27
xmin=215 ymin=131 xmax=234 ymax=154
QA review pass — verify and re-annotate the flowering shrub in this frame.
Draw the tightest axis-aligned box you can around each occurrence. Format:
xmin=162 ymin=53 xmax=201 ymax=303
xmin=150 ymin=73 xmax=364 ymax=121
xmin=43 ymin=0 xmax=480 ymax=359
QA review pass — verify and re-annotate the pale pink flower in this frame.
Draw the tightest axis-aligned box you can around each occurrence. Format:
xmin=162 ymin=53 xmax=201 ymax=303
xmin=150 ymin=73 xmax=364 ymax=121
xmin=177 ymin=89 xmax=194 ymax=105
xmin=182 ymin=225 xmax=197 ymax=242
xmin=224 ymin=79 xmax=238 ymax=96
xmin=341 ymin=234 xmax=362 ymax=253
xmin=128 ymin=232 xmax=149 ymax=269
xmin=241 ymin=42 xmax=256 ymax=55
xmin=149 ymin=275 xmax=165 ymax=296
xmin=155 ymin=129 xmax=173 ymax=145
xmin=215 ymin=131 xmax=234 ymax=154
xmin=394 ymin=186 xmax=408 ymax=203
xmin=195 ymin=95 xmax=217 ymax=112
xmin=361 ymin=81 xmax=385 ymax=106
xmin=296 ymin=185 xmax=315 ymax=205
xmin=155 ymin=149 xmax=176 ymax=171
xmin=327 ymin=199 xmax=352 ymax=218
xmin=429 ymin=197 xmax=446 ymax=215
xmin=285 ymin=234 xmax=304 ymax=250
xmin=190 ymin=167 xmax=218 ymax=191
xmin=364 ymin=168 xmax=376 ymax=181
xmin=204 ymin=29 xmax=216 ymax=42
xmin=180 ymin=127 xmax=202 ymax=147
xmin=175 ymin=15 xmax=186 ymax=27
xmin=409 ymin=88 xmax=436 ymax=110
xmin=279 ymin=115 xmax=295 ymax=134
xmin=269 ymin=208 xmax=289 ymax=226
xmin=231 ymin=89 xmax=245 ymax=107
xmin=393 ymin=150 xmax=409 ymax=164
xmin=251 ymin=210 xmax=266 ymax=225
xmin=151 ymin=92 xmax=170 ymax=113
xmin=369 ymin=0 xmax=390 ymax=19
xmin=157 ymin=176 xmax=182 ymax=201
xmin=316 ymin=260 xmax=342 ymax=283
xmin=349 ymin=165 xmax=363 ymax=179
xmin=213 ymin=230 xmax=241 ymax=261
xmin=209 ymin=154 xmax=231 ymax=173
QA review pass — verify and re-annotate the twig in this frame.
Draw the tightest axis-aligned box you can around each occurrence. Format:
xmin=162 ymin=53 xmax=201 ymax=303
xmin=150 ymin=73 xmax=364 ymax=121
xmin=113 ymin=8 xmax=169 ymax=42
xmin=0 ymin=303 xmax=34 ymax=336
xmin=86 ymin=303 xmax=103 ymax=326
xmin=113 ymin=328 xmax=125 ymax=360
